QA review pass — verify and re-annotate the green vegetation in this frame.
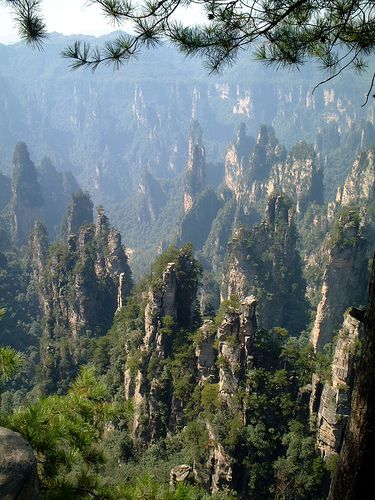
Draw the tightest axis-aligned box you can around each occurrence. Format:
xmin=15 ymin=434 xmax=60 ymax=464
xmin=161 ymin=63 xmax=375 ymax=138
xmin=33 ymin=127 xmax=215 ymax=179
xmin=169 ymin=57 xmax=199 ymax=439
xmin=0 ymin=227 xmax=334 ymax=499
xmin=0 ymin=345 xmax=24 ymax=384
xmin=0 ymin=308 xmax=24 ymax=384
xmin=330 ymin=207 xmax=363 ymax=249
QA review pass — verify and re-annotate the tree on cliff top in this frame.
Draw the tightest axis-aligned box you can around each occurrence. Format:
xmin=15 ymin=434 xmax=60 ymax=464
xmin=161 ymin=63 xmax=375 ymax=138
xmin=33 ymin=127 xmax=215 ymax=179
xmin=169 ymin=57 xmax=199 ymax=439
xmin=4 ymin=1 xmax=375 ymax=98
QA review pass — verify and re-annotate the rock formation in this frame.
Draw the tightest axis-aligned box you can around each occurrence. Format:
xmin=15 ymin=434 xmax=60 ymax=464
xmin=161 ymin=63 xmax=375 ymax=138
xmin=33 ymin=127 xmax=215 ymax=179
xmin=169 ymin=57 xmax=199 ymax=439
xmin=61 ymin=190 xmax=93 ymax=239
xmin=122 ymin=245 xmax=258 ymax=488
xmin=6 ymin=143 xmax=80 ymax=247
xmin=311 ymin=309 xmax=363 ymax=459
xmin=137 ymin=169 xmax=166 ymax=223
xmin=329 ymin=255 xmax=375 ymax=500
xmin=224 ymin=123 xmax=255 ymax=201
xmin=225 ymin=195 xmax=308 ymax=335
xmin=335 ymin=147 xmax=375 ymax=207
xmin=0 ymin=427 xmax=39 ymax=500
xmin=195 ymin=320 xmax=217 ymax=386
xmin=217 ymin=296 xmax=257 ymax=407
xmin=11 ymin=142 xmax=43 ymax=246
xmin=183 ymin=121 xmax=206 ymax=213
xmin=225 ymin=124 xmax=285 ymax=209
xmin=194 ymin=296 xmax=258 ymax=493
xmin=30 ymin=207 xmax=132 ymax=393
xmin=310 ymin=209 xmax=368 ymax=352
xmin=268 ymin=140 xmax=323 ymax=214
xmin=179 ymin=189 xmax=223 ymax=251
xmin=170 ymin=465 xmax=192 ymax=487
xmin=202 ymin=197 xmax=238 ymax=276
xmin=124 ymin=247 xmax=200 ymax=440
xmin=224 ymin=125 xmax=322 ymax=219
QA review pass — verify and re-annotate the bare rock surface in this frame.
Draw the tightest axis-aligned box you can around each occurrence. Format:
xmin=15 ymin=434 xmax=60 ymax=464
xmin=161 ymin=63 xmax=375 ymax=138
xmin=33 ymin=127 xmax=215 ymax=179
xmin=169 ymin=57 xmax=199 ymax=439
xmin=0 ymin=427 xmax=39 ymax=500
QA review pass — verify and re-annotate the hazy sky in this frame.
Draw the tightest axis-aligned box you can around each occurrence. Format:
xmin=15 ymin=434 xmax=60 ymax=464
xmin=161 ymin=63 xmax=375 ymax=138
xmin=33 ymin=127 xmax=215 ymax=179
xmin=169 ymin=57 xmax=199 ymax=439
xmin=0 ymin=0 xmax=117 ymax=43
xmin=0 ymin=0 xmax=202 ymax=44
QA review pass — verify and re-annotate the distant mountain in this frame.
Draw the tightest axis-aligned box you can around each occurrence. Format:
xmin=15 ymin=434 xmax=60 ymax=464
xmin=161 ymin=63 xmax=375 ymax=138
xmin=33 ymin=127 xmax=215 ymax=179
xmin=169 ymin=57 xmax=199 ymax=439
xmin=0 ymin=32 xmax=374 ymax=208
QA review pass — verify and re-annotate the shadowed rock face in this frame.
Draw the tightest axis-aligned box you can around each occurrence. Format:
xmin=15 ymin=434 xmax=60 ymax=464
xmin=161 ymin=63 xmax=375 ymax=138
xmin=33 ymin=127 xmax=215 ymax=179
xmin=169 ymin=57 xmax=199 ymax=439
xmin=30 ymin=208 xmax=132 ymax=394
xmin=11 ymin=142 xmax=43 ymax=247
xmin=310 ymin=210 xmax=368 ymax=352
xmin=0 ymin=427 xmax=39 ymax=500
xmin=225 ymin=195 xmax=308 ymax=335
xmin=329 ymin=255 xmax=375 ymax=500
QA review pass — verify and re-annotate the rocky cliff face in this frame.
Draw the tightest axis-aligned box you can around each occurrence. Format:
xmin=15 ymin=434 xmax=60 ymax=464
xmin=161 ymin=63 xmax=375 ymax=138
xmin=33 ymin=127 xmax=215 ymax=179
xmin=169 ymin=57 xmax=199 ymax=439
xmin=8 ymin=143 xmax=80 ymax=247
xmin=224 ymin=125 xmax=323 ymax=217
xmin=183 ymin=122 xmax=206 ymax=213
xmin=193 ymin=296 xmax=258 ymax=493
xmin=311 ymin=310 xmax=363 ymax=459
xmin=31 ymin=207 xmax=132 ymax=393
xmin=11 ymin=142 xmax=43 ymax=247
xmin=224 ymin=125 xmax=285 ymax=211
xmin=268 ymin=141 xmax=323 ymax=214
xmin=335 ymin=147 xmax=375 ymax=207
xmin=216 ymin=296 xmax=257 ymax=408
xmin=120 ymin=259 xmax=262 ymax=493
xmin=125 ymin=248 xmax=200 ymax=441
xmin=61 ymin=190 xmax=93 ymax=239
xmin=201 ymin=197 xmax=238 ymax=276
xmin=137 ymin=170 xmax=166 ymax=223
xmin=329 ymin=255 xmax=375 ymax=500
xmin=310 ymin=210 xmax=368 ymax=352
xmin=225 ymin=195 xmax=308 ymax=335
xmin=327 ymin=144 xmax=375 ymax=228
xmin=224 ymin=123 xmax=255 ymax=201
xmin=37 ymin=157 xmax=80 ymax=239
xmin=0 ymin=35 xmax=371 ymax=208
xmin=179 ymin=189 xmax=223 ymax=251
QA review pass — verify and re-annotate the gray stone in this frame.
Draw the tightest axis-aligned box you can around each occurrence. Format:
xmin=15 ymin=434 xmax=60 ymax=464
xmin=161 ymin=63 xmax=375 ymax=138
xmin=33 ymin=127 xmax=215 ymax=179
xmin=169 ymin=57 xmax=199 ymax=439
xmin=0 ymin=427 xmax=39 ymax=500
xmin=170 ymin=464 xmax=192 ymax=486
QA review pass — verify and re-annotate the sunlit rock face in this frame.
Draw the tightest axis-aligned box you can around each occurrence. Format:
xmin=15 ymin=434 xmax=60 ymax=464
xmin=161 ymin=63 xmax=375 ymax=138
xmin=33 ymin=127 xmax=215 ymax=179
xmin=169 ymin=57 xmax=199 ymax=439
xmin=184 ymin=121 xmax=206 ymax=213
xmin=311 ymin=311 xmax=363 ymax=459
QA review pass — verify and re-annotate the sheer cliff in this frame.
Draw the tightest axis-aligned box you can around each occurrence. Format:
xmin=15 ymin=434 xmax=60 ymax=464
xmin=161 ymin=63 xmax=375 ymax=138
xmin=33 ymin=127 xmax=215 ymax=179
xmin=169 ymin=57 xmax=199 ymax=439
xmin=1 ymin=142 xmax=80 ymax=249
xmin=311 ymin=310 xmax=363 ymax=459
xmin=224 ymin=195 xmax=308 ymax=335
xmin=30 ymin=206 xmax=132 ymax=393
xmin=329 ymin=256 xmax=375 ymax=500
xmin=310 ymin=210 xmax=369 ymax=352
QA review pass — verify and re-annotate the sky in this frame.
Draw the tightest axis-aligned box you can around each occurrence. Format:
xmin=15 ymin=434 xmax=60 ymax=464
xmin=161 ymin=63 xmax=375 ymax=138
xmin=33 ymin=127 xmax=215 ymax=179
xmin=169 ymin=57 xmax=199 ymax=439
xmin=0 ymin=0 xmax=117 ymax=43
xmin=0 ymin=0 xmax=202 ymax=44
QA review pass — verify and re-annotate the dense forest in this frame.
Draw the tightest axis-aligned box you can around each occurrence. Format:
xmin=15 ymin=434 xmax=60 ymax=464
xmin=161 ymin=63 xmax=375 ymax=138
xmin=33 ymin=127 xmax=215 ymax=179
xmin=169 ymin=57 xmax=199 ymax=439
xmin=1 ymin=33 xmax=375 ymax=499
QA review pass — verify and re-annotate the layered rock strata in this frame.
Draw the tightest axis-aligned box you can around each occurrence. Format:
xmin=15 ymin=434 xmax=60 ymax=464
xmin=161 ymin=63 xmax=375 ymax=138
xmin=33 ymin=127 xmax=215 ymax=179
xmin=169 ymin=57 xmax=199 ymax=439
xmin=312 ymin=310 xmax=363 ymax=458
